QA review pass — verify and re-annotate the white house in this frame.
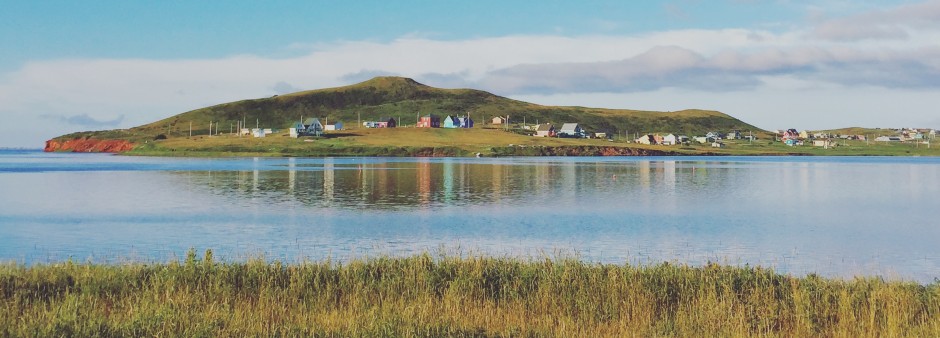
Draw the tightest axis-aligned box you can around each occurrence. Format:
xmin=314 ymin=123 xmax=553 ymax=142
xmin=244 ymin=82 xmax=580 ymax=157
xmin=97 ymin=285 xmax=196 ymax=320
xmin=636 ymin=134 xmax=656 ymax=145
xmin=325 ymin=121 xmax=344 ymax=131
xmin=814 ymin=140 xmax=835 ymax=147
xmin=534 ymin=124 xmax=555 ymax=137
xmin=875 ymin=136 xmax=901 ymax=142
xmin=558 ymin=123 xmax=584 ymax=138
xmin=662 ymin=134 xmax=678 ymax=145
xmin=252 ymin=128 xmax=266 ymax=138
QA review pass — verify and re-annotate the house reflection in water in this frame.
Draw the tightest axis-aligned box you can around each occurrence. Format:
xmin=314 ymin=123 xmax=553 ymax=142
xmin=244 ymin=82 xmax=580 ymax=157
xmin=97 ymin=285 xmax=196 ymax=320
xmin=173 ymin=158 xmax=739 ymax=212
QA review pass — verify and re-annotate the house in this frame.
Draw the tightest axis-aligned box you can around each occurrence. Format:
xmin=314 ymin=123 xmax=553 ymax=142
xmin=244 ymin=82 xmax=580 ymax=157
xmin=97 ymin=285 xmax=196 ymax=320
xmin=662 ymin=134 xmax=678 ymax=145
xmin=677 ymin=135 xmax=689 ymax=143
xmin=491 ymin=116 xmax=506 ymax=125
xmin=782 ymin=129 xmax=800 ymax=146
xmin=693 ymin=136 xmax=710 ymax=144
xmin=726 ymin=130 xmax=742 ymax=140
xmin=814 ymin=140 xmax=835 ymax=147
xmin=325 ymin=122 xmax=344 ymax=131
xmin=706 ymin=131 xmax=722 ymax=140
xmin=799 ymin=130 xmax=812 ymax=139
xmin=557 ymin=123 xmax=584 ymax=138
xmin=417 ymin=114 xmax=441 ymax=128
xmin=711 ymin=142 xmax=725 ymax=148
xmin=251 ymin=128 xmax=266 ymax=138
xmin=363 ymin=117 xmax=396 ymax=128
xmin=534 ymin=123 xmax=556 ymax=137
xmin=457 ymin=117 xmax=474 ymax=128
xmin=303 ymin=118 xmax=324 ymax=136
xmin=443 ymin=116 xmax=458 ymax=128
xmin=240 ymin=128 xmax=251 ymax=136
xmin=594 ymin=132 xmax=607 ymax=139
xmin=875 ymin=136 xmax=902 ymax=142
xmin=931 ymin=129 xmax=938 ymax=136
xmin=636 ymin=134 xmax=657 ymax=145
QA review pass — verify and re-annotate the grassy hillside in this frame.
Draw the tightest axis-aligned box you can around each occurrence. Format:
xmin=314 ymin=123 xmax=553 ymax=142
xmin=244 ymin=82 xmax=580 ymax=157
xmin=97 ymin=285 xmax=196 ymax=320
xmin=53 ymin=76 xmax=766 ymax=143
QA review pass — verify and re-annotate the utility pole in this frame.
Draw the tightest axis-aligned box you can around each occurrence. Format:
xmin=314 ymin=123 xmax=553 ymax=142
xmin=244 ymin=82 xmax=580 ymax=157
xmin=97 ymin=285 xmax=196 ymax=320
xmin=189 ymin=122 xmax=192 ymax=137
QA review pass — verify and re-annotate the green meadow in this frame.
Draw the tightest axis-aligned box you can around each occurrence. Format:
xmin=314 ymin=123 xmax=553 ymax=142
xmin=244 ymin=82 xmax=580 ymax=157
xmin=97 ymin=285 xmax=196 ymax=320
xmin=2 ymin=251 xmax=938 ymax=337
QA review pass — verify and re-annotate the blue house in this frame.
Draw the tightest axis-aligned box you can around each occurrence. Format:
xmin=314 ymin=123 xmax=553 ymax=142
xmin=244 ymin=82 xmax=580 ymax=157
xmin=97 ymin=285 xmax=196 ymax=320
xmin=302 ymin=118 xmax=324 ymax=136
xmin=457 ymin=117 xmax=474 ymax=128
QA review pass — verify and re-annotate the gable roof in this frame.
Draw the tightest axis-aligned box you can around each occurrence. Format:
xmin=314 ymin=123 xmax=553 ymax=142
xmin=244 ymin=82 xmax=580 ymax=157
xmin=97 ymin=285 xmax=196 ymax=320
xmin=560 ymin=123 xmax=580 ymax=132
xmin=303 ymin=118 xmax=322 ymax=126
xmin=535 ymin=123 xmax=554 ymax=132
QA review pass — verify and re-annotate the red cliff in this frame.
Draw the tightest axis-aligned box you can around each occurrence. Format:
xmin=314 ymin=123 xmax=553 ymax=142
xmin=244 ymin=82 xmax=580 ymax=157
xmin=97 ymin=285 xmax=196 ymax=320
xmin=44 ymin=138 xmax=136 ymax=153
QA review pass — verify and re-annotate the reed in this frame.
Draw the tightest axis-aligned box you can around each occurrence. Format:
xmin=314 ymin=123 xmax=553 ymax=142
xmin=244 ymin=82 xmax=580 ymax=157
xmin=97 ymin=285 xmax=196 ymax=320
xmin=1 ymin=250 xmax=937 ymax=337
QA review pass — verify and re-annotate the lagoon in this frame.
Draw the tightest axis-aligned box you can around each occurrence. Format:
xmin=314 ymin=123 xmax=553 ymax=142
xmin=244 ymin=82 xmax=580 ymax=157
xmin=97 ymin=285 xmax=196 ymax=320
xmin=1 ymin=151 xmax=938 ymax=282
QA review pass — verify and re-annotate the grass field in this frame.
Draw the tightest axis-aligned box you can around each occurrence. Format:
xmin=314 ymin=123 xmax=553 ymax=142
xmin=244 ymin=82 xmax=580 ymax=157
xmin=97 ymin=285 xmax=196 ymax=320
xmin=1 ymin=251 xmax=937 ymax=336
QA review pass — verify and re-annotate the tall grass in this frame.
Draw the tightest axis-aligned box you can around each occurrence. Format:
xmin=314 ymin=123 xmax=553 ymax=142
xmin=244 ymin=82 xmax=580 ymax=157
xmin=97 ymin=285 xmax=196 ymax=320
xmin=1 ymin=250 xmax=937 ymax=336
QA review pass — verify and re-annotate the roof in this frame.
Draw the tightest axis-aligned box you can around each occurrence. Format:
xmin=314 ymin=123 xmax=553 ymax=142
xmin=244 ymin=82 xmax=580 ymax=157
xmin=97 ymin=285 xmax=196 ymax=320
xmin=560 ymin=123 xmax=580 ymax=132
xmin=303 ymin=118 xmax=321 ymax=126
xmin=535 ymin=123 xmax=554 ymax=132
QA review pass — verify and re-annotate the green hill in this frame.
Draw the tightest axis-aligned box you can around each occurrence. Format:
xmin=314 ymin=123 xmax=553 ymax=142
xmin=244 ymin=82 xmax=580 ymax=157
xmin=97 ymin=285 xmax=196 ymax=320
xmin=52 ymin=76 xmax=766 ymax=142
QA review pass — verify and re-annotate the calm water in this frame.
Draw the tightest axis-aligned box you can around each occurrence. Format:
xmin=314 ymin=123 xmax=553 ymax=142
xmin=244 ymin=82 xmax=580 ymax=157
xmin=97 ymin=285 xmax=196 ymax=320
xmin=1 ymin=150 xmax=938 ymax=282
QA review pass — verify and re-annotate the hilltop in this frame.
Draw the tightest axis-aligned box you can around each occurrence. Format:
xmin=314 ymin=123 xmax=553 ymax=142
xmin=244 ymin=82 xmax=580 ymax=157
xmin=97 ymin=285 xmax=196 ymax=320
xmin=46 ymin=77 xmax=765 ymax=153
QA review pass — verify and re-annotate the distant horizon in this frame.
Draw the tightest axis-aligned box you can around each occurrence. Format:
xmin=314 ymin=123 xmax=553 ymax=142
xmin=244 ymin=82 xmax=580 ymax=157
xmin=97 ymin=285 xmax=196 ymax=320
xmin=2 ymin=1 xmax=939 ymax=147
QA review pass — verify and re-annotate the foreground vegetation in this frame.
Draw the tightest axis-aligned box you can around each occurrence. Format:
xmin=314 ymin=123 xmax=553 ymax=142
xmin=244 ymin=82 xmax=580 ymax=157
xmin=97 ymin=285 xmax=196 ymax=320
xmin=2 ymin=251 xmax=938 ymax=336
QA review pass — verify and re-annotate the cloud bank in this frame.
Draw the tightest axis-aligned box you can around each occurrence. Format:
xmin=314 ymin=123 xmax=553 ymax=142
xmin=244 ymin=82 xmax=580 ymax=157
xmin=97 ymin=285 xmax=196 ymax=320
xmin=2 ymin=1 xmax=939 ymax=147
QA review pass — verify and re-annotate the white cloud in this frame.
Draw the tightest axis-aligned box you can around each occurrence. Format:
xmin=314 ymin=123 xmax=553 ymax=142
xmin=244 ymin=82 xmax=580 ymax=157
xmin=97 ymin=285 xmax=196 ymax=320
xmin=3 ymin=2 xmax=940 ymax=147
xmin=812 ymin=0 xmax=940 ymax=41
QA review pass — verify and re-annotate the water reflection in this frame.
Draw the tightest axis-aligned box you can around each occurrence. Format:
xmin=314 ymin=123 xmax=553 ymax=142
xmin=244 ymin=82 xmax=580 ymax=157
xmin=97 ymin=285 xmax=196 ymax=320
xmin=1 ymin=153 xmax=939 ymax=282
xmin=171 ymin=159 xmax=741 ymax=212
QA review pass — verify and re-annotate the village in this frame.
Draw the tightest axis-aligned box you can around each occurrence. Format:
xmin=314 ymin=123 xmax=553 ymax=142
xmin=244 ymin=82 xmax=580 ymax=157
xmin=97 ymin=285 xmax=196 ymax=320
xmin=233 ymin=113 xmax=936 ymax=150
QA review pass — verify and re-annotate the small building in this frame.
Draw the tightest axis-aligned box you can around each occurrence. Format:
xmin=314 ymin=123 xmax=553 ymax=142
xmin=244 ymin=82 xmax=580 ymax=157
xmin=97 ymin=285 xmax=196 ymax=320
xmin=726 ymin=130 xmax=742 ymax=140
xmin=558 ymin=123 xmax=585 ymax=138
xmin=240 ymin=128 xmax=251 ymax=136
xmin=594 ymin=132 xmax=607 ymax=139
xmin=662 ymin=134 xmax=678 ymax=145
xmin=457 ymin=117 xmax=474 ymax=128
xmin=443 ymin=116 xmax=458 ymax=128
xmin=782 ymin=129 xmax=800 ymax=146
xmin=875 ymin=136 xmax=902 ymax=142
xmin=799 ymin=130 xmax=812 ymax=139
xmin=289 ymin=128 xmax=298 ymax=138
xmin=677 ymin=135 xmax=689 ymax=143
xmin=364 ymin=117 xmax=396 ymax=128
xmin=325 ymin=122 xmax=344 ymax=131
xmin=814 ymin=140 xmax=835 ymax=147
xmin=303 ymin=118 xmax=324 ymax=137
xmin=636 ymin=134 xmax=657 ymax=145
xmin=417 ymin=114 xmax=441 ymax=128
xmin=534 ymin=123 xmax=556 ymax=137
xmin=711 ymin=142 xmax=725 ymax=148
xmin=693 ymin=136 xmax=711 ymax=144
xmin=252 ymin=128 xmax=266 ymax=138
xmin=491 ymin=116 xmax=506 ymax=125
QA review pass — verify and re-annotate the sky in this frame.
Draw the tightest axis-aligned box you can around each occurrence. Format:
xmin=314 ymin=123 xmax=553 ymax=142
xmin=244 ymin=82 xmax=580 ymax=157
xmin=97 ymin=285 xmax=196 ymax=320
xmin=2 ymin=0 xmax=940 ymax=148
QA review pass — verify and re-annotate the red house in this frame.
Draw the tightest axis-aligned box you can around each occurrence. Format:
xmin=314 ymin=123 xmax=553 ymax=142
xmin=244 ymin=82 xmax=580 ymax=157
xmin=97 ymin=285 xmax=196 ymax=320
xmin=416 ymin=114 xmax=441 ymax=128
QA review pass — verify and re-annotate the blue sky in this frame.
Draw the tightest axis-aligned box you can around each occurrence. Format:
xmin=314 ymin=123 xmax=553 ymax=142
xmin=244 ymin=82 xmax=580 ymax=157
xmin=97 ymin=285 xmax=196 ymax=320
xmin=2 ymin=0 xmax=939 ymax=147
